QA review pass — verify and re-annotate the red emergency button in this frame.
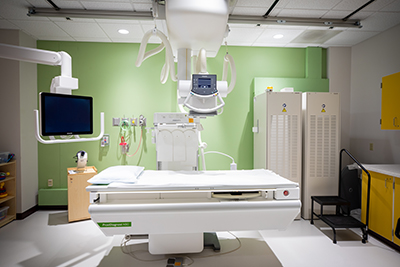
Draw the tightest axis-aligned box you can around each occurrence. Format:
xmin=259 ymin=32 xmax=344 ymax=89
xmin=283 ymin=190 xmax=289 ymax=196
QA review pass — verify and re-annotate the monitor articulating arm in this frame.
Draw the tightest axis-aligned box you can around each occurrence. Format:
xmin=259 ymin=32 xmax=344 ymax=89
xmin=0 ymin=43 xmax=104 ymax=144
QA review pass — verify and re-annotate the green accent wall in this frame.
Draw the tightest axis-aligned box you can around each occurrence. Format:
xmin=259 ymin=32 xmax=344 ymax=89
xmin=37 ymin=41 xmax=327 ymax=205
xmin=253 ymin=47 xmax=329 ymax=96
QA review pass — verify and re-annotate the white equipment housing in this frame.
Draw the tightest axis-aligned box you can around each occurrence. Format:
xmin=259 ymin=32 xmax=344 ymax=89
xmin=136 ymin=0 xmax=236 ymax=115
xmin=253 ymin=91 xmax=302 ymax=184
xmin=180 ymin=74 xmax=228 ymax=115
xmin=253 ymin=91 xmax=302 ymax=219
xmin=87 ymin=169 xmax=301 ymax=255
xmin=165 ymin=0 xmax=228 ymax=58
xmin=302 ymin=92 xmax=341 ymax=219
xmin=153 ymin=113 xmax=200 ymax=171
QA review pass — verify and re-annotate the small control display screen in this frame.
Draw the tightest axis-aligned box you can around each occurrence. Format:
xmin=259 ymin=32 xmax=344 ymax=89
xmin=191 ymin=74 xmax=217 ymax=95
xmin=198 ymin=78 xmax=211 ymax=88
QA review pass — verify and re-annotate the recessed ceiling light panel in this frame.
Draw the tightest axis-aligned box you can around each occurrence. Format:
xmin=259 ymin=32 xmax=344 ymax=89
xmin=118 ymin=29 xmax=129 ymax=34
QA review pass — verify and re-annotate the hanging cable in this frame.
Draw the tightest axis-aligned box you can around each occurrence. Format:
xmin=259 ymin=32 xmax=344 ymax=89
xmin=125 ymin=127 xmax=143 ymax=157
xmin=203 ymin=151 xmax=237 ymax=170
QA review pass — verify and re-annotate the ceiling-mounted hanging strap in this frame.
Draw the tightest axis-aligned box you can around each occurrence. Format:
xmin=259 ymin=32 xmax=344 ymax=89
xmin=342 ymin=0 xmax=376 ymax=21
xmin=263 ymin=0 xmax=280 ymax=18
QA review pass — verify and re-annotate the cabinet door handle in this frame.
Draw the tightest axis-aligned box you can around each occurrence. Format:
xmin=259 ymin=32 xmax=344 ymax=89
xmin=394 ymin=117 xmax=399 ymax=127
xmin=385 ymin=178 xmax=387 ymax=188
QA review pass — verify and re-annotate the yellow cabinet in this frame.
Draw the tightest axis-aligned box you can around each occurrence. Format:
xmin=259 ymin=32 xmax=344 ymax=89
xmin=381 ymin=72 xmax=400 ymax=130
xmin=0 ymin=160 xmax=16 ymax=227
xmin=395 ymin=178 xmax=400 ymax=246
xmin=362 ymin=171 xmax=393 ymax=240
xmin=362 ymin=165 xmax=400 ymax=248
xmin=67 ymin=166 xmax=97 ymax=222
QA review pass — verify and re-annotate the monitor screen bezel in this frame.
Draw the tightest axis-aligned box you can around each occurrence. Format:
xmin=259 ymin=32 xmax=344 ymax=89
xmin=40 ymin=92 xmax=93 ymax=136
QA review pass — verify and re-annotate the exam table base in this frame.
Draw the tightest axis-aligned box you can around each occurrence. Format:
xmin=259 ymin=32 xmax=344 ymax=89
xmin=148 ymin=232 xmax=220 ymax=254
xmin=204 ymin=232 xmax=221 ymax=252
xmin=98 ymin=231 xmax=283 ymax=267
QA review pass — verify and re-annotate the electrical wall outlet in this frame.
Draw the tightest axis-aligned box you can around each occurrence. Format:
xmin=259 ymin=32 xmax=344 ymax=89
xmin=48 ymin=179 xmax=53 ymax=187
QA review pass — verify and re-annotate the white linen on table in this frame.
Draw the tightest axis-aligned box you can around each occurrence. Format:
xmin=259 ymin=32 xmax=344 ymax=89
xmin=87 ymin=165 xmax=144 ymax=184
xmin=107 ymin=169 xmax=297 ymax=190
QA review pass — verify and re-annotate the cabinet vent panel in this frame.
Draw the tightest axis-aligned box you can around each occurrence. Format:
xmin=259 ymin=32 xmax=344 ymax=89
xmin=270 ymin=114 xmax=299 ymax=180
xmin=308 ymin=114 xmax=338 ymax=179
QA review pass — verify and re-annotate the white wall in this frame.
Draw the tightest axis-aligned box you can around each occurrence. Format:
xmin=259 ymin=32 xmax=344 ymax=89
xmin=18 ymin=31 xmax=38 ymax=213
xmin=0 ymin=29 xmax=38 ymax=213
xmin=350 ymin=23 xmax=400 ymax=164
xmin=328 ymin=47 xmax=352 ymax=163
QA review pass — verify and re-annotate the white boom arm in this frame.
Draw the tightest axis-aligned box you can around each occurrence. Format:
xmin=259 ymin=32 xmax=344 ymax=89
xmin=0 ymin=43 xmax=104 ymax=144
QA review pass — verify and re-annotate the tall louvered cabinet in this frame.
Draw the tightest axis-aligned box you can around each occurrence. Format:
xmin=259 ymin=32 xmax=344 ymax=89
xmin=301 ymin=92 xmax=341 ymax=219
xmin=253 ymin=91 xmax=302 ymax=193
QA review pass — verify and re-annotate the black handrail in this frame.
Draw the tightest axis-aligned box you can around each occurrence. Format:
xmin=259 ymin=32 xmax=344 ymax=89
xmin=339 ymin=148 xmax=371 ymax=229
xmin=395 ymin=218 xmax=400 ymax=240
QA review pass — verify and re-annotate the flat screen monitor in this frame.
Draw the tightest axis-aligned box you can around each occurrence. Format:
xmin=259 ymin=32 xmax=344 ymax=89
xmin=40 ymin=92 xmax=93 ymax=136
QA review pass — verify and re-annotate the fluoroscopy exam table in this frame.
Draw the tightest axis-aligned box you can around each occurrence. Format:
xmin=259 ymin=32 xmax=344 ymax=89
xmin=86 ymin=169 xmax=301 ymax=254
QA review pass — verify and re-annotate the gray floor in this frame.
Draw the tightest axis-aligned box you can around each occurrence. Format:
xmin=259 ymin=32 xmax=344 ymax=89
xmin=0 ymin=210 xmax=399 ymax=267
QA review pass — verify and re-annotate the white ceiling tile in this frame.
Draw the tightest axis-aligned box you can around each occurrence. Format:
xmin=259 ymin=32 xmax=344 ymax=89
xmin=255 ymin=28 xmax=304 ymax=44
xmin=267 ymin=25 xmax=309 ymax=30
xmin=80 ymin=1 xmax=134 ymax=11
xmin=26 ymin=0 xmax=83 ymax=9
xmin=36 ymin=35 xmax=75 ymax=41
xmin=232 ymin=7 xmax=267 ymax=16
xmin=53 ymin=1 xmax=85 ymax=9
xmin=252 ymin=42 xmax=287 ymax=47
xmin=132 ymin=3 xmax=152 ymax=12
xmin=307 ymin=26 xmax=344 ymax=31
xmin=323 ymin=30 xmax=379 ymax=46
xmin=226 ymin=41 xmax=255 ymax=46
xmin=95 ymin=19 xmax=139 ymax=24
xmin=74 ymin=36 xmax=112 ymax=42
xmin=110 ymin=37 xmax=143 ymax=43
xmin=284 ymin=43 xmax=313 ymax=48
xmin=333 ymin=0 xmax=395 ymax=12
xmin=381 ymin=0 xmax=400 ymax=11
xmin=0 ymin=0 xmax=399 ymax=48
xmin=285 ymin=0 xmax=342 ymax=10
xmin=278 ymin=9 xmax=328 ymax=18
xmin=0 ymin=0 xmax=48 ymax=20
xmin=0 ymin=19 xmax=20 ymax=30
xmin=291 ymin=29 xmax=342 ymax=43
xmin=225 ymin=27 xmax=264 ymax=44
xmin=79 ymin=0 xmax=131 ymax=2
xmin=235 ymin=0 xmax=276 ymax=8
xmin=49 ymin=17 xmax=96 ymax=23
xmin=322 ymin=10 xmax=373 ymax=20
xmin=25 ymin=0 xmax=53 ymax=8
xmin=229 ymin=23 xmax=267 ymax=29
xmin=360 ymin=12 xmax=400 ymax=31
xmin=274 ymin=0 xmax=292 ymax=9
xmin=267 ymin=8 xmax=283 ymax=17
xmin=55 ymin=21 xmax=107 ymax=38
xmin=98 ymin=23 xmax=143 ymax=38
xmin=11 ymin=20 xmax=70 ymax=38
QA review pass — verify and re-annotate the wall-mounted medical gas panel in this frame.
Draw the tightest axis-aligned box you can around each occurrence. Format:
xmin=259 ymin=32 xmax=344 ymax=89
xmin=253 ymin=92 xmax=302 ymax=188
xmin=302 ymin=92 xmax=340 ymax=219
